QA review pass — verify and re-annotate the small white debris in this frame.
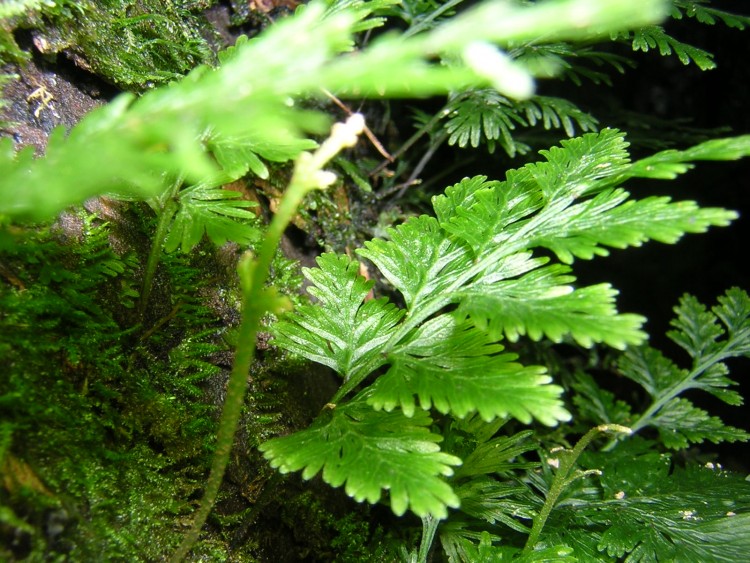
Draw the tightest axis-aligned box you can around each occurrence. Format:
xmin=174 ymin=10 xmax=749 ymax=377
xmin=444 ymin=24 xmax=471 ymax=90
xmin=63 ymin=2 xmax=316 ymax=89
xmin=679 ymin=509 xmax=699 ymax=521
xmin=705 ymin=462 xmax=715 ymax=470
xmin=615 ymin=491 xmax=626 ymax=500
xmin=547 ymin=457 xmax=560 ymax=469
xmin=727 ymin=512 xmax=736 ymax=517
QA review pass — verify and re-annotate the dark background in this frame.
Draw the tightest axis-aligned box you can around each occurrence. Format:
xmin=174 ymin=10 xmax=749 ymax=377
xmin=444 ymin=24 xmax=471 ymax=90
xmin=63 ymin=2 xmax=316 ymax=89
xmin=581 ymin=4 xmax=750 ymax=466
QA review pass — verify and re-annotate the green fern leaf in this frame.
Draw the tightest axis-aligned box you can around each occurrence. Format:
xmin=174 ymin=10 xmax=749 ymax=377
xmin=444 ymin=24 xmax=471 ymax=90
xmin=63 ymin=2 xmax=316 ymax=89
xmin=529 ymin=190 xmax=734 ymax=263
xmin=571 ymin=371 xmax=633 ymax=426
xmin=673 ymin=1 xmax=750 ymax=30
xmin=207 ymin=133 xmax=317 ymax=180
xmin=513 ymin=42 xmax=635 ymax=86
xmin=522 ymin=95 xmax=599 ymax=138
xmin=455 ymin=478 xmax=536 ymax=532
xmin=443 ymin=90 xmax=598 ymax=157
xmin=625 ymin=135 xmax=750 ymax=179
xmin=444 ymin=90 xmax=529 ymax=156
xmin=578 ymin=450 xmax=750 ymax=561
xmin=456 ymin=429 xmax=537 ymax=478
xmin=667 ymin=287 xmax=750 ymax=375
xmin=163 ymin=184 xmax=260 ymax=253
xmin=667 ymin=293 xmax=727 ymax=360
xmin=629 ymin=25 xmax=716 ymax=69
xmin=435 ymin=175 xmax=544 ymax=257
xmin=457 ymin=266 xmax=646 ymax=349
xmin=258 ymin=392 xmax=461 ymax=518
xmin=272 ymin=253 xmax=404 ymax=382
xmin=441 ymin=528 xmax=575 ymax=563
xmin=357 ymin=215 xmax=471 ymax=311
xmin=367 ymin=314 xmax=570 ymax=425
xmin=616 ymin=289 xmax=750 ymax=448
xmin=713 ymin=287 xmax=750 ymax=356
xmin=651 ymin=397 xmax=748 ymax=449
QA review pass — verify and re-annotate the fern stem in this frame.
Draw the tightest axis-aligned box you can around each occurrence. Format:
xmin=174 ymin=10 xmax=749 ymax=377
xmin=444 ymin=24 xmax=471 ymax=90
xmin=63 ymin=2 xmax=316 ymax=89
xmin=417 ymin=514 xmax=439 ymax=563
xmin=137 ymin=178 xmax=181 ymax=319
xmin=170 ymin=115 xmax=365 ymax=562
xmin=524 ymin=424 xmax=631 ymax=552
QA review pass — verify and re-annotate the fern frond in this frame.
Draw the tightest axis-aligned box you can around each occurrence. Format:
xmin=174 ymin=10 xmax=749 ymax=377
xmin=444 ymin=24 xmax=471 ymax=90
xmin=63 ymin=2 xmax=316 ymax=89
xmin=358 ymin=215 xmax=471 ymax=311
xmin=615 ymin=288 xmax=750 ymax=448
xmin=650 ymin=397 xmax=748 ymax=448
xmin=575 ymin=450 xmax=750 ymax=561
xmin=367 ymin=313 xmax=570 ymax=424
xmin=571 ymin=371 xmax=633 ymax=426
xmin=455 ymin=429 xmax=537 ymax=479
xmin=163 ymin=184 xmax=260 ymax=253
xmin=625 ymin=135 xmax=750 ymax=179
xmin=457 ymin=268 xmax=645 ymax=349
xmin=455 ymin=478 xmax=536 ymax=531
xmin=624 ymin=25 xmax=716 ymax=69
xmin=672 ymin=1 xmax=750 ymax=30
xmin=529 ymin=189 xmax=736 ymax=263
xmin=512 ymin=42 xmax=635 ymax=86
xmin=524 ymin=96 xmax=598 ymax=138
xmin=444 ymin=90 xmax=529 ymax=156
xmin=272 ymin=253 xmax=404 ymax=382
xmin=258 ymin=392 xmax=462 ymax=518
xmin=207 ymin=132 xmax=318 ymax=180
xmin=443 ymin=89 xmax=598 ymax=156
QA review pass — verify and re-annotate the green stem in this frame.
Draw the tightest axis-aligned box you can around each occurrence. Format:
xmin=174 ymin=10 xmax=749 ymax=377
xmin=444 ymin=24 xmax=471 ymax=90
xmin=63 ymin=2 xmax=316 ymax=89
xmin=169 ymin=256 xmax=261 ymax=563
xmin=138 ymin=178 xmax=181 ymax=319
xmin=170 ymin=115 xmax=365 ymax=562
xmin=523 ymin=424 xmax=631 ymax=553
xmin=417 ymin=514 xmax=440 ymax=563
xmin=601 ymin=348 xmax=737 ymax=452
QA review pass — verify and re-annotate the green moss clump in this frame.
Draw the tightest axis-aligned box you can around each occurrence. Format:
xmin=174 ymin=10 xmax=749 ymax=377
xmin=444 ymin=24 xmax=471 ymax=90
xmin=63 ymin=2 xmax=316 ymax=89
xmin=3 ymin=1 xmax=217 ymax=90
xmin=0 ymin=213 xmax=224 ymax=560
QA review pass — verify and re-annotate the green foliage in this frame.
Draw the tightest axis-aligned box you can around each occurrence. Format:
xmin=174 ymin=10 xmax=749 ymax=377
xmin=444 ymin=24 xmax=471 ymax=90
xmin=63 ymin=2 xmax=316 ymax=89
xmin=444 ymin=89 xmax=598 ymax=157
xmin=551 ymin=443 xmax=750 ymax=561
xmin=627 ymin=25 xmax=716 ymax=70
xmin=398 ymin=0 xmax=746 ymax=166
xmin=264 ymin=128 xmax=745 ymax=520
xmin=672 ymin=0 xmax=750 ymax=29
xmin=0 ymin=216 xmax=225 ymax=560
xmin=610 ymin=1 xmax=750 ymax=72
xmin=1 ymin=0 xmax=749 ymax=560
xmin=264 ymin=393 xmax=462 ymax=518
xmin=163 ymin=183 xmax=260 ymax=253
xmin=0 ymin=0 xmax=667 ymax=222
xmin=617 ymin=289 xmax=749 ymax=448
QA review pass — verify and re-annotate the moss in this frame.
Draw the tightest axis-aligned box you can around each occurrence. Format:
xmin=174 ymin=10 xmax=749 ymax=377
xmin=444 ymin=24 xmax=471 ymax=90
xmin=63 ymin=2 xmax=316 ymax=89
xmin=0 ymin=202 xmax=370 ymax=560
xmin=0 ymin=213 xmax=227 ymax=560
xmin=3 ymin=1 xmax=218 ymax=90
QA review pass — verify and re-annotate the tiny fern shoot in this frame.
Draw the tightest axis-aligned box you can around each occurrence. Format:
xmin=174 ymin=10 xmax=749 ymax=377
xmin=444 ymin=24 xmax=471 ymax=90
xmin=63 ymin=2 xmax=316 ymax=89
xmin=163 ymin=183 xmax=260 ymax=253
xmin=263 ymin=129 xmax=744 ymax=519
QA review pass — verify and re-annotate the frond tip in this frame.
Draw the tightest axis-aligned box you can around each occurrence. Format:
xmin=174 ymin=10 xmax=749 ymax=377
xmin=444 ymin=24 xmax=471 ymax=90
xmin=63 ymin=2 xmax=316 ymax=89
xmin=259 ymin=394 xmax=462 ymax=518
